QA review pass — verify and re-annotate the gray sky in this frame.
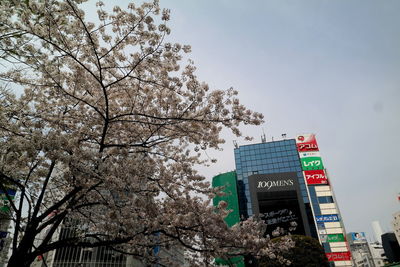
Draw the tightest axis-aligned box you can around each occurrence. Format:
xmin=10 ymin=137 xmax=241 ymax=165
xmin=159 ymin=0 xmax=400 ymax=241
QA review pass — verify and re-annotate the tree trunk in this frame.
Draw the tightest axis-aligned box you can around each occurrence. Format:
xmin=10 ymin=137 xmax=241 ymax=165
xmin=7 ymin=225 xmax=38 ymax=267
xmin=7 ymin=251 xmax=36 ymax=267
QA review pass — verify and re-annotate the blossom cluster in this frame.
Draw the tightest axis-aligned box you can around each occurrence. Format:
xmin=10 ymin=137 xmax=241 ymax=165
xmin=0 ymin=1 xmax=290 ymax=266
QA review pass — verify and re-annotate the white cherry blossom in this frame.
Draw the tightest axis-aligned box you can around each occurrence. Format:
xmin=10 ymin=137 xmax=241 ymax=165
xmin=0 ymin=1 xmax=290 ymax=266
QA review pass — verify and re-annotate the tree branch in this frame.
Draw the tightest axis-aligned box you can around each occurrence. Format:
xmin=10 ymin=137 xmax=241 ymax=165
xmin=32 ymin=160 xmax=56 ymax=219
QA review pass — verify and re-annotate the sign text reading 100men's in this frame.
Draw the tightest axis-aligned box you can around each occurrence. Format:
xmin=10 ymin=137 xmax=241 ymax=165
xmin=257 ymin=179 xmax=294 ymax=190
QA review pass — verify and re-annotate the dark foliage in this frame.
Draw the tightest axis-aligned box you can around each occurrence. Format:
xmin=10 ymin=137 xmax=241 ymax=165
xmin=259 ymin=235 xmax=329 ymax=267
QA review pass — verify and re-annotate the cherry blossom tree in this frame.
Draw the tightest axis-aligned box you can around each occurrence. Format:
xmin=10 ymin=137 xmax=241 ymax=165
xmin=0 ymin=0 xmax=289 ymax=266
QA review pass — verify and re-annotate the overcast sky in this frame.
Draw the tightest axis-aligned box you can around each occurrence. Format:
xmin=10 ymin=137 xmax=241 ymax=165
xmin=155 ymin=0 xmax=400 ymax=241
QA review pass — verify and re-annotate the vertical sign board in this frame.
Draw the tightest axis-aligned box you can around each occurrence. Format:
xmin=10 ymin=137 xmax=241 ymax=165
xmin=321 ymin=234 xmax=347 ymax=245
xmin=315 ymin=214 xmax=340 ymax=223
xmin=327 ymin=233 xmax=345 ymax=242
xmin=326 ymin=252 xmax=351 ymax=261
xmin=296 ymin=134 xmax=319 ymax=151
xmin=300 ymin=157 xmax=324 ymax=170
xmin=303 ymin=170 xmax=328 ymax=185
xmin=296 ymin=134 xmax=351 ymax=263
xmin=299 ymin=150 xmax=324 ymax=170
xmin=299 ymin=151 xmax=321 ymax=158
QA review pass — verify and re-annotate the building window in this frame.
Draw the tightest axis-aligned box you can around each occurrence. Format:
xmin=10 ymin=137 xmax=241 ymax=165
xmin=318 ymin=196 xmax=334 ymax=204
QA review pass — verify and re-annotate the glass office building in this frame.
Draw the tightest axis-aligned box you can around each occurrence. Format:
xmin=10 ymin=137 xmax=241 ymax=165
xmin=235 ymin=139 xmax=305 ymax=214
xmin=234 ymin=138 xmax=317 ymax=238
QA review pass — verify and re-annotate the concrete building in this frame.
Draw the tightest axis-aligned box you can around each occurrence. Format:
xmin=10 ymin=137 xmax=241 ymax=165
xmin=346 ymin=231 xmax=388 ymax=267
xmin=369 ymin=242 xmax=387 ymax=267
xmin=29 ymin=217 xmax=186 ymax=267
xmin=213 ymin=134 xmax=352 ymax=266
xmin=392 ymin=211 xmax=400 ymax=246
xmin=30 ymin=219 xmax=128 ymax=267
xmin=347 ymin=232 xmax=381 ymax=267
xmin=31 ymin=220 xmax=186 ymax=267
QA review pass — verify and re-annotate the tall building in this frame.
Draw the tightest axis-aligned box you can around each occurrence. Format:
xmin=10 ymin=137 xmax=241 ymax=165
xmin=347 ymin=232 xmax=376 ymax=267
xmin=372 ymin=221 xmax=384 ymax=243
xmin=213 ymin=134 xmax=352 ymax=266
xmin=369 ymin=242 xmax=387 ymax=267
xmin=392 ymin=211 xmax=400 ymax=246
xmin=381 ymin=232 xmax=400 ymax=263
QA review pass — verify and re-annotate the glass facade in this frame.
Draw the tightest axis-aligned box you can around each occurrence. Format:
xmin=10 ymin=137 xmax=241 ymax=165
xmin=234 ymin=139 xmax=306 ymax=215
xmin=234 ymin=139 xmax=318 ymax=238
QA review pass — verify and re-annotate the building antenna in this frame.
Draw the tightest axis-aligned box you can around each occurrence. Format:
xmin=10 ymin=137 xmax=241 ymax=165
xmin=261 ymin=128 xmax=266 ymax=143
xmin=233 ymin=140 xmax=238 ymax=149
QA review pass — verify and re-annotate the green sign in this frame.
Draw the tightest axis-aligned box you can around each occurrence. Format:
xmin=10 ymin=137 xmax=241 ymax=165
xmin=0 ymin=206 xmax=10 ymax=213
xmin=327 ymin=234 xmax=345 ymax=242
xmin=301 ymin=157 xmax=324 ymax=170
xmin=215 ymin=256 xmax=245 ymax=267
xmin=0 ymin=195 xmax=15 ymax=201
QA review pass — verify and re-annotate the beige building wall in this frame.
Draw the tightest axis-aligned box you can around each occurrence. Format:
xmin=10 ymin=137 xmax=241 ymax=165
xmin=392 ymin=211 xmax=400 ymax=246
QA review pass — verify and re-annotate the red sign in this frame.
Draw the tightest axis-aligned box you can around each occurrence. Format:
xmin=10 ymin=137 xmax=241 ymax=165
xmin=304 ymin=170 xmax=328 ymax=185
xmin=296 ymin=134 xmax=319 ymax=152
xmin=326 ymin=252 xmax=351 ymax=261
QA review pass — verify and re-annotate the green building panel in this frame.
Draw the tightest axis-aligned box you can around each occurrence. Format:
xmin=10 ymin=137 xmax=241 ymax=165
xmin=212 ymin=171 xmax=244 ymax=267
xmin=212 ymin=171 xmax=241 ymax=227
